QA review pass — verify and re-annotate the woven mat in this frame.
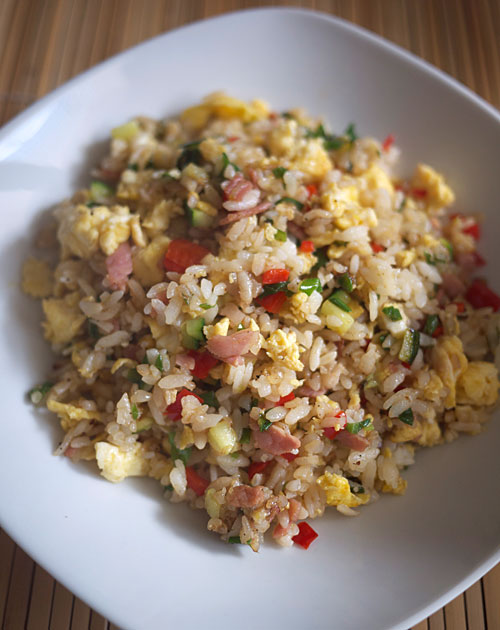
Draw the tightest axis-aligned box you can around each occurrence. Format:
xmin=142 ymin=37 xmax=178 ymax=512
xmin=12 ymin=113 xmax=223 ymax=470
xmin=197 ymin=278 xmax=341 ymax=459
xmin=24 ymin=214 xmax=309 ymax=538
xmin=1 ymin=1 xmax=499 ymax=628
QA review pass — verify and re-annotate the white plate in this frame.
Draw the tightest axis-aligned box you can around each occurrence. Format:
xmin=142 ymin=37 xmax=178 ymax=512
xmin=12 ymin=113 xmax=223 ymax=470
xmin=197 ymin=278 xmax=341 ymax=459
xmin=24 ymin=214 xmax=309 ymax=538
xmin=1 ymin=8 xmax=499 ymax=630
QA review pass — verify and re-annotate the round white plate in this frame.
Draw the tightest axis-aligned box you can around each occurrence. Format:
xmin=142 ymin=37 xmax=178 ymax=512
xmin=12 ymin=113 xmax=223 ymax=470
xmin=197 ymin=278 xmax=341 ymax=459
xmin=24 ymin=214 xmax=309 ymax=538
xmin=1 ymin=8 xmax=499 ymax=630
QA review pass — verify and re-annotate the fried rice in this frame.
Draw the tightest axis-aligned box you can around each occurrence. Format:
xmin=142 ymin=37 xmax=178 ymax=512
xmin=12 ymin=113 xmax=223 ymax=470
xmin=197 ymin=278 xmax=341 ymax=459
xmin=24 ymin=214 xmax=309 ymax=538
xmin=22 ymin=93 xmax=500 ymax=550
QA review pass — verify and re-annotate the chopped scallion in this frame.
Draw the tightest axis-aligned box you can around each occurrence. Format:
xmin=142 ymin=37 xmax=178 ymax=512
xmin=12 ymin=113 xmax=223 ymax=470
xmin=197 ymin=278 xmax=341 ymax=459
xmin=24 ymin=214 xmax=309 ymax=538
xmin=131 ymin=404 xmax=139 ymax=420
xmin=398 ymin=408 xmax=414 ymax=425
xmin=346 ymin=417 xmax=372 ymax=434
xmin=221 ymin=152 xmax=240 ymax=174
xmin=272 ymin=166 xmax=287 ymax=179
xmin=168 ymin=431 xmax=191 ymax=465
xmin=274 ymin=229 xmax=287 ymax=242
xmin=199 ymin=303 xmax=213 ymax=310
xmin=338 ymin=273 xmax=354 ymax=293
xmin=423 ymin=314 xmax=440 ymax=336
xmin=201 ymin=391 xmax=219 ymax=409
xmin=276 ymin=197 xmax=304 ymax=210
xmin=228 ymin=536 xmax=242 ymax=544
xmin=398 ymin=329 xmax=420 ymax=364
xmin=127 ymin=368 xmax=143 ymax=385
xmin=240 ymin=427 xmax=251 ymax=444
xmin=382 ymin=306 xmax=402 ymax=321
xmin=155 ymin=354 xmax=163 ymax=371
xmin=258 ymin=412 xmax=272 ymax=432
xmin=299 ymin=278 xmax=322 ymax=296
xmin=328 ymin=289 xmax=352 ymax=312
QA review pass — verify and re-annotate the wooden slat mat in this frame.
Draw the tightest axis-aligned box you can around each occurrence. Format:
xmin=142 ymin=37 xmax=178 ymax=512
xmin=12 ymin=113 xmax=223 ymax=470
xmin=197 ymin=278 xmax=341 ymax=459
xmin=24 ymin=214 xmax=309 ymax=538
xmin=1 ymin=1 xmax=499 ymax=628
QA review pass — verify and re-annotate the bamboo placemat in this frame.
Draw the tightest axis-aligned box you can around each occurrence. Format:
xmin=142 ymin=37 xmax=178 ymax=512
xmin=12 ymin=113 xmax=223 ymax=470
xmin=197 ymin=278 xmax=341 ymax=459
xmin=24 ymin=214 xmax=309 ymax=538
xmin=1 ymin=1 xmax=499 ymax=629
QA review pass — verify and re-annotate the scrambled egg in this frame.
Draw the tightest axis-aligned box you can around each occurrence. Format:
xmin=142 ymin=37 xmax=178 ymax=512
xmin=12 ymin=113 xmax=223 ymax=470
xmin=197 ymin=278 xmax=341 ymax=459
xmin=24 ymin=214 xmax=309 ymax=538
xmin=456 ymin=361 xmax=499 ymax=406
xmin=47 ymin=399 xmax=101 ymax=432
xmin=199 ymin=138 xmax=225 ymax=163
xmin=57 ymin=204 xmax=131 ymax=258
xmin=142 ymin=200 xmax=181 ymax=237
xmin=432 ymin=335 xmax=468 ymax=408
xmin=417 ymin=419 xmax=442 ymax=447
xmin=265 ymin=329 xmax=304 ymax=371
xmin=395 ymin=249 xmax=416 ymax=268
xmin=132 ymin=235 xmax=170 ymax=287
xmin=390 ymin=420 xmax=422 ymax=443
xmin=110 ymin=357 xmax=136 ymax=375
xmin=317 ymin=472 xmax=369 ymax=507
xmin=95 ymin=442 xmax=149 ymax=483
xmin=22 ymin=257 xmax=53 ymax=298
xmin=180 ymin=92 xmax=269 ymax=130
xmin=361 ymin=164 xmax=394 ymax=196
xmin=204 ymin=317 xmax=230 ymax=340
xmin=382 ymin=478 xmax=407 ymax=495
xmin=292 ymin=139 xmax=332 ymax=178
xmin=42 ymin=291 xmax=85 ymax=344
xmin=411 ymin=163 xmax=455 ymax=209
xmin=422 ymin=370 xmax=445 ymax=402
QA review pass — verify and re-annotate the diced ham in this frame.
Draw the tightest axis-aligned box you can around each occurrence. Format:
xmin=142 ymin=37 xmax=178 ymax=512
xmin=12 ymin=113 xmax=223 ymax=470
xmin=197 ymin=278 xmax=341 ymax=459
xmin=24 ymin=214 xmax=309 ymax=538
xmin=455 ymin=251 xmax=480 ymax=273
xmin=253 ymin=425 xmax=301 ymax=455
xmin=219 ymin=201 xmax=271 ymax=225
xmin=335 ymin=430 xmax=369 ymax=451
xmin=227 ymin=484 xmax=267 ymax=508
xmin=441 ymin=273 xmax=466 ymax=299
xmin=106 ymin=242 xmax=132 ymax=291
xmin=297 ymin=386 xmax=326 ymax=398
xmin=273 ymin=523 xmax=291 ymax=538
xmin=221 ymin=173 xmax=252 ymax=200
xmin=206 ymin=330 xmax=259 ymax=364
xmin=287 ymin=222 xmax=306 ymax=241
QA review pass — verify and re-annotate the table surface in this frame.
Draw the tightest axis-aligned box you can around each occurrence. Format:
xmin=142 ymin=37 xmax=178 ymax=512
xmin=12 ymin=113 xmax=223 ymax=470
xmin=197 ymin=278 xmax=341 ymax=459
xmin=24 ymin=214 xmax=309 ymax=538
xmin=1 ymin=1 xmax=499 ymax=629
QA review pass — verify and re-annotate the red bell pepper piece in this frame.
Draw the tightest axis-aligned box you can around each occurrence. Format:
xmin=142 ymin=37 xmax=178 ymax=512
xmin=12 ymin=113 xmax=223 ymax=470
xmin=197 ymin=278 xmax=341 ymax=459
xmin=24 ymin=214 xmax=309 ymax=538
xmin=306 ymin=184 xmax=318 ymax=198
xmin=256 ymin=291 xmax=287 ymax=314
xmin=278 ymin=392 xmax=295 ymax=405
xmin=188 ymin=350 xmax=219 ymax=379
xmin=371 ymin=242 xmax=385 ymax=253
xmin=281 ymin=452 xmax=299 ymax=462
xmin=262 ymin=268 xmax=290 ymax=284
xmin=382 ymin=133 xmax=395 ymax=152
xmin=299 ymin=240 xmax=315 ymax=253
xmin=411 ymin=188 xmax=428 ymax=199
xmin=432 ymin=326 xmax=444 ymax=338
xmin=165 ymin=389 xmax=203 ymax=421
xmin=463 ymin=223 xmax=480 ymax=240
xmin=323 ymin=426 xmax=340 ymax=439
xmin=164 ymin=239 xmax=210 ymax=273
xmin=292 ymin=522 xmax=318 ymax=549
xmin=453 ymin=302 xmax=465 ymax=313
xmin=185 ymin=466 xmax=210 ymax=496
xmin=248 ymin=461 xmax=271 ymax=480
xmin=465 ymin=279 xmax=500 ymax=312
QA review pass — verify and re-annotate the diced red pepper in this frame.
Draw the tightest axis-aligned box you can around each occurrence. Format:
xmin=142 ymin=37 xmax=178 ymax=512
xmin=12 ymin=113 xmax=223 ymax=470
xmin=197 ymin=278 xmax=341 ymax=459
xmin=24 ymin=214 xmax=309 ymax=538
xmin=382 ymin=133 xmax=395 ymax=152
xmin=306 ymin=184 xmax=318 ymax=198
xmin=164 ymin=239 xmax=210 ymax=273
xmin=371 ymin=242 xmax=385 ymax=253
xmin=227 ymin=136 xmax=239 ymax=142
xmin=465 ymin=279 xmax=500 ymax=312
xmin=411 ymin=188 xmax=428 ymax=199
xmin=472 ymin=252 xmax=486 ymax=267
xmin=188 ymin=350 xmax=219 ymax=379
xmin=323 ymin=426 xmax=340 ymax=439
xmin=185 ymin=466 xmax=210 ymax=496
xmin=281 ymin=452 xmax=299 ymax=462
xmin=278 ymin=392 xmax=295 ymax=405
xmin=262 ymin=268 xmax=290 ymax=284
xmin=299 ymin=240 xmax=315 ymax=254
xmin=256 ymin=291 xmax=287 ymax=313
xmin=165 ymin=388 xmax=203 ymax=421
xmin=463 ymin=223 xmax=480 ymax=240
xmin=292 ymin=522 xmax=318 ymax=550
xmin=432 ymin=326 xmax=444 ymax=338
xmin=401 ymin=361 xmax=411 ymax=370
xmin=248 ymin=461 xmax=271 ymax=480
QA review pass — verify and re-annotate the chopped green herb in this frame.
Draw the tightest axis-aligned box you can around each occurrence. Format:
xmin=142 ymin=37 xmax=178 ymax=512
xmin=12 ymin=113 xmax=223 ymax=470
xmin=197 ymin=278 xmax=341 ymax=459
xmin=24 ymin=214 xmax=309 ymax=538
xmin=135 ymin=417 xmax=153 ymax=433
xmin=281 ymin=111 xmax=293 ymax=119
xmin=364 ymin=373 xmax=378 ymax=389
xmin=440 ymin=238 xmax=454 ymax=260
xmin=398 ymin=408 xmax=414 ymax=425
xmin=424 ymin=252 xmax=436 ymax=266
xmin=90 ymin=180 xmax=114 ymax=203
xmin=274 ymin=229 xmax=287 ymax=242
xmin=230 ymin=452 xmax=240 ymax=459
xmin=163 ymin=484 xmax=173 ymax=492
xmin=28 ymin=381 xmax=53 ymax=404
xmin=423 ymin=314 xmax=440 ymax=336
xmin=250 ymin=398 xmax=259 ymax=409
xmin=177 ymin=140 xmax=202 ymax=170
xmin=240 ymin=427 xmax=251 ymax=444
xmin=258 ymin=412 xmax=272 ymax=432
xmin=145 ymin=160 xmax=156 ymax=169
xmin=382 ymin=306 xmax=402 ymax=321
xmin=260 ymin=281 xmax=291 ymax=297
xmin=348 ymin=479 xmax=365 ymax=494
xmin=168 ymin=431 xmax=191 ymax=465
xmin=311 ymin=247 xmax=328 ymax=272
xmin=338 ymin=272 xmax=354 ymax=293
xmin=333 ymin=240 xmax=348 ymax=247
xmin=345 ymin=123 xmax=358 ymax=144
xmin=85 ymin=201 xmax=99 ymax=208
xmin=199 ymin=303 xmax=213 ymax=310
xmin=399 ymin=329 xmax=420 ymax=365
xmin=155 ymin=354 xmax=163 ymax=371
xmin=221 ymin=152 xmax=240 ymax=174
xmin=397 ymin=197 xmax=407 ymax=213
xmin=131 ymin=403 xmax=139 ymax=420
xmin=272 ymin=166 xmax=287 ymax=179
xmin=88 ymin=321 xmax=100 ymax=339
xmin=346 ymin=417 xmax=372 ymax=434
xmin=299 ymin=277 xmax=322 ymax=296
xmin=323 ymin=136 xmax=345 ymax=151
xmin=127 ymin=368 xmax=143 ymax=385
xmin=276 ymin=197 xmax=304 ymax=211
xmin=328 ymin=289 xmax=352 ymax=312
xmin=127 ymin=163 xmax=139 ymax=171
xmin=201 ymin=391 xmax=219 ymax=409
xmin=379 ymin=332 xmax=389 ymax=344
xmin=228 ymin=536 xmax=242 ymax=544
